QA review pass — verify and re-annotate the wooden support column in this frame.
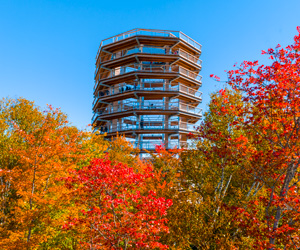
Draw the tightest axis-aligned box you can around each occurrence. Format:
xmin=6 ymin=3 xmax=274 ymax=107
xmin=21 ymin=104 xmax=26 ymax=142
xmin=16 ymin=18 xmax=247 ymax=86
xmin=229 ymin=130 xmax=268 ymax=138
xmin=164 ymin=132 xmax=169 ymax=149
xmin=165 ymin=79 xmax=170 ymax=91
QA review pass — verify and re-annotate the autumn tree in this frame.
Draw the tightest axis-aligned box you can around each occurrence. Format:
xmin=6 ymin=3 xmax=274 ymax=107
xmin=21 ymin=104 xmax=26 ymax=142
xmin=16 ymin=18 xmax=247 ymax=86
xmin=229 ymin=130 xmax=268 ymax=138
xmin=62 ymin=154 xmax=172 ymax=249
xmin=0 ymin=98 xmax=107 ymax=249
xmin=0 ymin=97 xmax=157 ymax=249
xmin=150 ymin=91 xmax=259 ymax=249
xmin=202 ymin=27 xmax=300 ymax=249
xmin=150 ymin=27 xmax=300 ymax=249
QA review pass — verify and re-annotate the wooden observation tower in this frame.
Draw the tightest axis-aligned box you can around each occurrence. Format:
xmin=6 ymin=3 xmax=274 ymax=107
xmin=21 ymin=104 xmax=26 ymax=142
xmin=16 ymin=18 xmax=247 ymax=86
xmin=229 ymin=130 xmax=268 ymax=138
xmin=92 ymin=28 xmax=202 ymax=156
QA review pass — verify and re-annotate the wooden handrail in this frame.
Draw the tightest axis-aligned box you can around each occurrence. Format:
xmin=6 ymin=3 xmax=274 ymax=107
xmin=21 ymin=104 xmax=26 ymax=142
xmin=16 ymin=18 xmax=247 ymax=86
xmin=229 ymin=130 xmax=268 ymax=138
xmin=96 ymin=28 xmax=202 ymax=60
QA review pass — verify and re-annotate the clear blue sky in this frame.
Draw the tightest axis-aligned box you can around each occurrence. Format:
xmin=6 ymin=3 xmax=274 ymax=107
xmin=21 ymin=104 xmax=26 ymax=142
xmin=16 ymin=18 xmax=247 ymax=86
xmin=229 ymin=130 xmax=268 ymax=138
xmin=1 ymin=0 xmax=299 ymax=129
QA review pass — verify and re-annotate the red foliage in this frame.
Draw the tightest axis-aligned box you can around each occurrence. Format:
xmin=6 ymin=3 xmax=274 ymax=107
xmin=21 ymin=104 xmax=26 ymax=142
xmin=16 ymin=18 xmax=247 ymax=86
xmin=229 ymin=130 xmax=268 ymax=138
xmin=210 ymin=74 xmax=221 ymax=81
xmin=63 ymin=156 xmax=172 ymax=249
xmin=198 ymin=27 xmax=300 ymax=249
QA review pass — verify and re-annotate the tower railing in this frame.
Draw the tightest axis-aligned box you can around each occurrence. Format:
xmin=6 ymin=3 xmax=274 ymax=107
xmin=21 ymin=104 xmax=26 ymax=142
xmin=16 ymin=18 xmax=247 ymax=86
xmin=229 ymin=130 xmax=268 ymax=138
xmin=97 ymin=120 xmax=197 ymax=134
xmin=92 ymin=100 xmax=202 ymax=123
xmin=96 ymin=29 xmax=202 ymax=60
xmin=133 ymin=140 xmax=189 ymax=151
xmin=95 ymin=64 xmax=202 ymax=83
xmin=92 ymin=82 xmax=202 ymax=106
xmin=96 ymin=46 xmax=202 ymax=67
